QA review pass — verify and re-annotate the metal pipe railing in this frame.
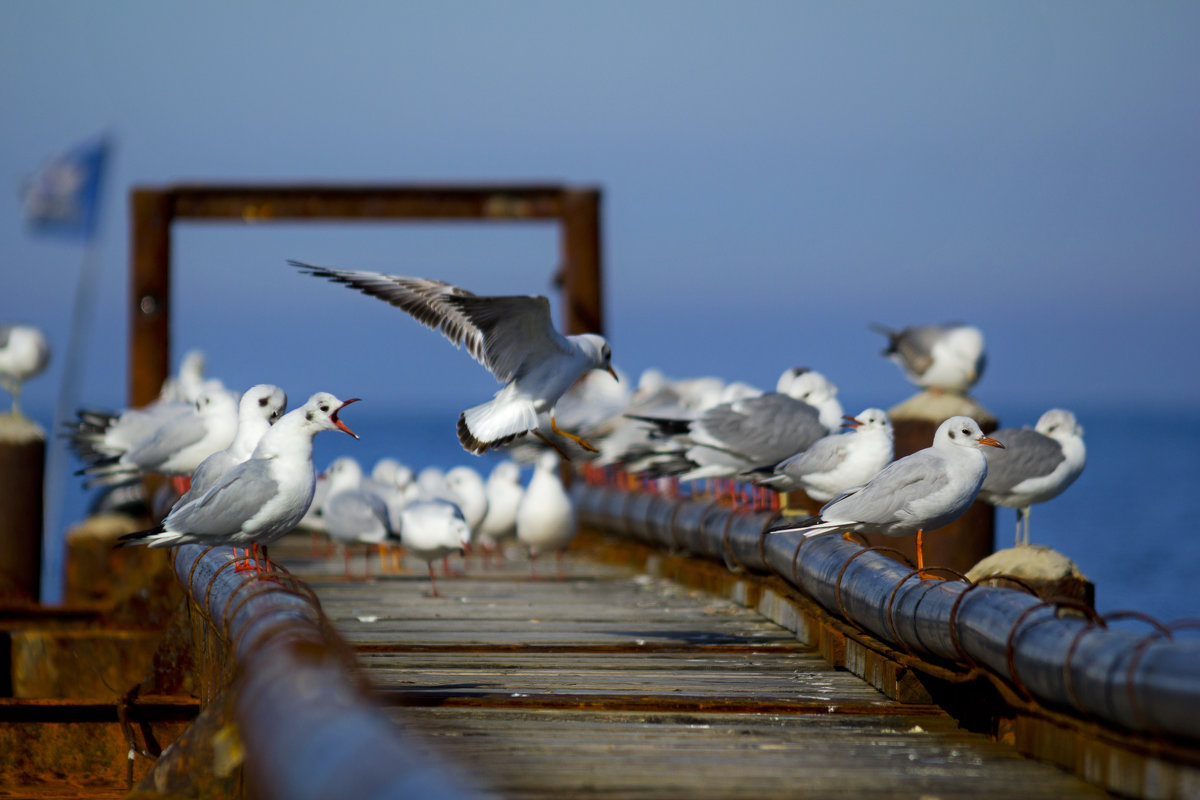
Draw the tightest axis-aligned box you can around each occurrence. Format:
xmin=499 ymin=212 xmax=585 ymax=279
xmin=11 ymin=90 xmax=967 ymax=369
xmin=573 ymin=483 xmax=1200 ymax=744
xmin=170 ymin=545 xmax=480 ymax=800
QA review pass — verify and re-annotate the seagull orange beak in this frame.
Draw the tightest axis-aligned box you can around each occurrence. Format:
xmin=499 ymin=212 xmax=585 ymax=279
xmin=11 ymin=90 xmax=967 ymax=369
xmin=977 ymin=435 xmax=1004 ymax=449
xmin=842 ymin=415 xmax=862 ymax=429
xmin=333 ymin=398 xmax=361 ymax=439
xmin=606 ymin=365 xmax=619 ymax=381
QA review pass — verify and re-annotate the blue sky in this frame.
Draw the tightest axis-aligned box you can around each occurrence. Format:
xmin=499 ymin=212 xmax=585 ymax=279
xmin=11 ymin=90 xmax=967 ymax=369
xmin=4 ymin=1 xmax=1200 ymax=430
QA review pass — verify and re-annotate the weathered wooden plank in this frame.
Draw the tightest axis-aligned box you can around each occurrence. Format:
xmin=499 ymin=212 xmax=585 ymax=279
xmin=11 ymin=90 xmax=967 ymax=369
xmin=292 ymin=536 xmax=1108 ymax=799
xmin=386 ymin=709 xmax=1109 ymax=799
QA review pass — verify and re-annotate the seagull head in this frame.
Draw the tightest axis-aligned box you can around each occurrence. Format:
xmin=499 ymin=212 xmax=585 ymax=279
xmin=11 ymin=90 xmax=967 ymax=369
xmin=575 ymin=333 xmax=618 ymax=382
xmin=1036 ymin=408 xmax=1083 ymax=439
xmin=301 ymin=392 xmax=361 ymax=439
xmin=936 ymin=416 xmax=1004 ymax=451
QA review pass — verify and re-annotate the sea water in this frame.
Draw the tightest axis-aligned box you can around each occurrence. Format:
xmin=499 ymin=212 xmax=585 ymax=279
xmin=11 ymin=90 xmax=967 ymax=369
xmin=54 ymin=401 xmax=1200 ymax=623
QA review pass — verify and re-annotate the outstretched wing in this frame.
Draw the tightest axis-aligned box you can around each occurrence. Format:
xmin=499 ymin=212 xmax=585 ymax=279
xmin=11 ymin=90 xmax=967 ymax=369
xmin=291 ymin=261 xmax=565 ymax=383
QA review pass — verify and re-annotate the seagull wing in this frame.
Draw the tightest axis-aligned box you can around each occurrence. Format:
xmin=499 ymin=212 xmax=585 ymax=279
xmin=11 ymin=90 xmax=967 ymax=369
xmin=822 ymin=451 xmax=947 ymax=526
xmin=291 ymin=261 xmax=564 ymax=383
xmin=981 ymin=428 xmax=1064 ymax=493
xmin=164 ymin=459 xmax=282 ymax=539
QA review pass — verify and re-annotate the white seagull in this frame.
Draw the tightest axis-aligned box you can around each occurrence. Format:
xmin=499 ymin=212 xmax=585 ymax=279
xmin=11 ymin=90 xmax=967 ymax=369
xmin=871 ymin=323 xmax=986 ymax=394
xmin=397 ymin=499 xmax=471 ymax=597
xmin=0 ymin=323 xmax=50 ymax=416
xmin=516 ymin=451 xmax=578 ymax=578
xmin=752 ymin=408 xmax=894 ymax=504
xmin=117 ymin=392 xmax=360 ymax=571
xmin=174 ymin=384 xmax=287 ymax=511
xmin=476 ymin=460 xmax=524 ymax=558
xmin=979 ymin=409 xmax=1086 ymax=547
xmin=768 ymin=416 xmax=1004 ymax=571
xmin=291 ymin=260 xmax=618 ymax=455
xmin=321 ymin=456 xmax=395 ymax=578
xmin=77 ymin=387 xmax=240 ymax=489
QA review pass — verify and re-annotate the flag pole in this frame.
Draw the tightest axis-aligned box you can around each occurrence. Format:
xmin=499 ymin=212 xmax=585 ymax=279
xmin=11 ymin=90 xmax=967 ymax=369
xmin=41 ymin=239 xmax=103 ymax=603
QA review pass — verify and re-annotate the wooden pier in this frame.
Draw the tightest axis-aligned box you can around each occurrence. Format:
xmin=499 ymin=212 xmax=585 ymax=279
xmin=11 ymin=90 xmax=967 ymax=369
xmin=281 ymin=534 xmax=1108 ymax=799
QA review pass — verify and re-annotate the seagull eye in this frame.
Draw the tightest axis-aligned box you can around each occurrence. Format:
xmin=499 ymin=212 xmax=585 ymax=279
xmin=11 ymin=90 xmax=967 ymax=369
xmin=961 ymin=428 xmax=970 ymax=436
xmin=258 ymin=397 xmax=269 ymax=407
xmin=320 ymin=405 xmax=329 ymax=413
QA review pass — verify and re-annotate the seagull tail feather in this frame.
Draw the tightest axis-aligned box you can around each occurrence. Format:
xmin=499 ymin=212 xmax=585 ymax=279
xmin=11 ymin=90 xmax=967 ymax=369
xmin=115 ymin=525 xmax=167 ymax=548
xmin=458 ymin=399 xmax=539 ymax=455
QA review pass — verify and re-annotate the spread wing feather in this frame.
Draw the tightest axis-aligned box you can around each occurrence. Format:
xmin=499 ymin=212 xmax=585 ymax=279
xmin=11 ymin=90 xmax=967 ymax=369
xmin=291 ymin=261 xmax=564 ymax=383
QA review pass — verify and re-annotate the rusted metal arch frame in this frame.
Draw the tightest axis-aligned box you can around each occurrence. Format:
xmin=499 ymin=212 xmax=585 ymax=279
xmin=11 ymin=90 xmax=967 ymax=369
xmin=573 ymin=484 xmax=1200 ymax=746
xmin=169 ymin=544 xmax=481 ymax=800
xmin=129 ymin=183 xmax=603 ymax=406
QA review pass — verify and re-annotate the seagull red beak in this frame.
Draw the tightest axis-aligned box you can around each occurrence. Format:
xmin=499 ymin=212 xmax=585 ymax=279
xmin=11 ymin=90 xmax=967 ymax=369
xmin=333 ymin=398 xmax=361 ymax=439
xmin=977 ymin=435 xmax=1004 ymax=449
xmin=841 ymin=415 xmax=862 ymax=429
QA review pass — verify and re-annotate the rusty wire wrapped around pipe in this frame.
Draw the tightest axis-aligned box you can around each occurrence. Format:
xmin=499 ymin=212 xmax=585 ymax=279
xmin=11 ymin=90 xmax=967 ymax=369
xmin=171 ymin=544 xmax=481 ymax=800
xmin=573 ymin=484 xmax=1200 ymax=744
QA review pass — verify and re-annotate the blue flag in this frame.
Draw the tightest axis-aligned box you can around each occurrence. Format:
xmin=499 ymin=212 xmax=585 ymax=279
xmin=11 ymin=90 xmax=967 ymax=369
xmin=22 ymin=134 xmax=111 ymax=240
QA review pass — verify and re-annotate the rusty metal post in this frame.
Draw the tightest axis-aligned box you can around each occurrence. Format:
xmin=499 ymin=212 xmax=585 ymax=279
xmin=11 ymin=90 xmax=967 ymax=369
xmin=0 ymin=417 xmax=44 ymax=601
xmin=129 ymin=190 xmax=172 ymax=408
xmin=560 ymin=189 xmax=603 ymax=336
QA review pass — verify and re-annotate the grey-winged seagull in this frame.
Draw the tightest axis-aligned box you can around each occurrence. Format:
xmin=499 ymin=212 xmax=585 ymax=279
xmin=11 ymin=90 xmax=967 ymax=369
xmin=77 ymin=387 xmax=240 ymax=489
xmin=117 ymin=392 xmax=360 ymax=572
xmin=979 ymin=408 xmax=1086 ymax=547
xmin=174 ymin=384 xmax=287 ymax=511
xmin=768 ymin=416 xmax=1004 ymax=571
xmin=291 ymin=260 xmax=617 ymax=456
xmin=871 ymin=323 xmax=986 ymax=394
xmin=752 ymin=407 xmax=894 ymax=503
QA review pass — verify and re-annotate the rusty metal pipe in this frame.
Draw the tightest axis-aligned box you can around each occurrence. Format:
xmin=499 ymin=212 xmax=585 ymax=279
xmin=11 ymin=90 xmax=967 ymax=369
xmin=171 ymin=544 xmax=480 ymax=799
xmin=574 ymin=484 xmax=1200 ymax=743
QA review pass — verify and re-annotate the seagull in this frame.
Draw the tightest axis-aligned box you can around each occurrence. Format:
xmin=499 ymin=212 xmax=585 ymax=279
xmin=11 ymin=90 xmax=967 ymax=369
xmin=751 ymin=408 xmax=894 ymax=504
xmin=291 ymin=260 xmax=618 ymax=455
xmin=174 ymin=384 xmax=287 ymax=510
xmin=442 ymin=465 xmax=488 ymax=533
xmin=117 ymin=392 xmax=360 ymax=572
xmin=66 ymin=349 xmax=220 ymax=463
xmin=321 ymin=456 xmax=395 ymax=578
xmin=629 ymin=368 xmax=842 ymax=481
xmin=0 ymin=323 xmax=50 ymax=416
xmin=768 ymin=416 xmax=1004 ymax=571
xmin=397 ymin=498 xmax=471 ymax=597
xmin=871 ymin=323 xmax=986 ymax=394
xmin=516 ymin=451 xmax=578 ymax=578
xmin=77 ymin=387 xmax=240 ymax=489
xmin=979 ymin=409 xmax=1086 ymax=547
xmin=476 ymin=460 xmax=524 ymax=559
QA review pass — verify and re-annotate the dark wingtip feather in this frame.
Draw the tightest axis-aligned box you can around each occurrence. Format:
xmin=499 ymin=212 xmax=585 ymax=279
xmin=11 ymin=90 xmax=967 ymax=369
xmin=766 ymin=515 xmax=822 ymax=535
xmin=456 ymin=413 xmax=526 ymax=456
xmin=115 ymin=525 xmax=163 ymax=548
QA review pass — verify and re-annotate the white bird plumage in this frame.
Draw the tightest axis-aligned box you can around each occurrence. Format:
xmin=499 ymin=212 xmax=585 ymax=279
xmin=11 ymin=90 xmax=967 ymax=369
xmin=0 ymin=323 xmax=50 ymax=416
xmin=769 ymin=416 xmax=1004 ymax=570
xmin=117 ymin=392 xmax=360 ymax=571
xmin=291 ymin=260 xmax=618 ymax=455
xmin=516 ymin=452 xmax=577 ymax=576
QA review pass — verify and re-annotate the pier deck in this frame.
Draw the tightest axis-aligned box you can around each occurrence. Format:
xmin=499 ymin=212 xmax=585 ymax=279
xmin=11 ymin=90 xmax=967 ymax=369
xmin=275 ymin=536 xmax=1107 ymax=799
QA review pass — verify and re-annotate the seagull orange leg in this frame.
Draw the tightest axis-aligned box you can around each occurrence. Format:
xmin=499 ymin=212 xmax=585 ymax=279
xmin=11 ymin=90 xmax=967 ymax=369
xmin=550 ymin=413 xmax=598 ymax=453
xmin=534 ymin=430 xmax=571 ymax=460
xmin=917 ymin=529 xmax=934 ymax=580
xmin=427 ymin=563 xmax=440 ymax=597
